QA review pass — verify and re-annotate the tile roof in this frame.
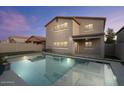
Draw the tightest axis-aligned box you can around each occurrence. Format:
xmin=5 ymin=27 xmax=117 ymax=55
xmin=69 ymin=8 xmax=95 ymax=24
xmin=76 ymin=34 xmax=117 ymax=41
xmin=26 ymin=36 xmax=46 ymax=42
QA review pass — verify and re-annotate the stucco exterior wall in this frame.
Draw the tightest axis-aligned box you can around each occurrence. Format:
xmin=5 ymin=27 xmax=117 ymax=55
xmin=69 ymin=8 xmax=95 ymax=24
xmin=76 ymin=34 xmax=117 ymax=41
xmin=0 ymin=43 xmax=43 ymax=53
xmin=75 ymin=18 xmax=105 ymax=35
xmin=72 ymin=20 xmax=80 ymax=35
xmin=117 ymin=29 xmax=124 ymax=43
xmin=46 ymin=18 xmax=74 ymax=54
xmin=115 ymin=43 xmax=124 ymax=60
xmin=105 ymin=44 xmax=115 ymax=57
xmin=77 ymin=38 xmax=101 ymax=57
xmin=115 ymin=28 xmax=124 ymax=60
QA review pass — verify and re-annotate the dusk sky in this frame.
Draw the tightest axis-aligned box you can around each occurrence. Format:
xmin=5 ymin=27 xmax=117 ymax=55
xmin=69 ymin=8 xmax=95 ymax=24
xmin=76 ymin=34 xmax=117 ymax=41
xmin=0 ymin=6 xmax=124 ymax=40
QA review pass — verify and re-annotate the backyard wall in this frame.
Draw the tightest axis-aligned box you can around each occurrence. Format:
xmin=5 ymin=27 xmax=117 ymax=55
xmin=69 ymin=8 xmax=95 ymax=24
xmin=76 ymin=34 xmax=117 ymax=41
xmin=0 ymin=43 xmax=43 ymax=53
xmin=105 ymin=44 xmax=115 ymax=57
xmin=115 ymin=43 xmax=124 ymax=60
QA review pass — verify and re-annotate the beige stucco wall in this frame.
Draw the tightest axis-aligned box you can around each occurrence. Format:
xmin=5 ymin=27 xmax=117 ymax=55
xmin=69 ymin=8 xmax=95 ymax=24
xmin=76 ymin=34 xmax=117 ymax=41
xmin=72 ymin=20 xmax=80 ymax=35
xmin=75 ymin=18 xmax=105 ymax=35
xmin=0 ymin=43 xmax=43 ymax=53
xmin=46 ymin=18 xmax=74 ymax=54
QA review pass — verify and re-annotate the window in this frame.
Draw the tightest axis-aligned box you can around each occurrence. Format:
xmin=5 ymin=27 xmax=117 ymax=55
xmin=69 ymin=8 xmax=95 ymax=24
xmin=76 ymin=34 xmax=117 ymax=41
xmin=60 ymin=42 xmax=64 ymax=46
xmin=63 ymin=22 xmax=68 ymax=28
xmin=63 ymin=42 xmax=68 ymax=46
xmin=54 ymin=42 xmax=57 ymax=46
xmin=89 ymin=24 xmax=93 ymax=29
xmin=53 ymin=41 xmax=68 ymax=47
xmin=56 ymin=42 xmax=60 ymax=46
xmin=85 ymin=41 xmax=92 ymax=47
xmin=84 ymin=24 xmax=93 ymax=31
xmin=55 ymin=22 xmax=68 ymax=30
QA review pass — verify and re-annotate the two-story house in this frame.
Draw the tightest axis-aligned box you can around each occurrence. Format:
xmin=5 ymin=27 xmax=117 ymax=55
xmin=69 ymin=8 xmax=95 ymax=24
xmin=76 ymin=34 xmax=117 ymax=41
xmin=45 ymin=16 xmax=106 ymax=57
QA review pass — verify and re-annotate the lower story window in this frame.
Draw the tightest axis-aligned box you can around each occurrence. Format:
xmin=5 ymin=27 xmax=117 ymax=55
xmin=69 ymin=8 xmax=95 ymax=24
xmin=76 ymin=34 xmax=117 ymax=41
xmin=54 ymin=42 xmax=57 ymax=46
xmin=63 ymin=41 xmax=68 ymax=46
xmin=85 ymin=41 xmax=92 ymax=48
xmin=53 ymin=41 xmax=68 ymax=47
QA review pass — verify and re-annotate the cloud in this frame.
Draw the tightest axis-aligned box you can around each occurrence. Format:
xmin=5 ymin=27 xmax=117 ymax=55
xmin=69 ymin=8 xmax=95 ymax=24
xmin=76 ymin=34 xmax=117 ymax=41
xmin=0 ymin=10 xmax=30 ymax=32
xmin=31 ymin=15 xmax=39 ymax=22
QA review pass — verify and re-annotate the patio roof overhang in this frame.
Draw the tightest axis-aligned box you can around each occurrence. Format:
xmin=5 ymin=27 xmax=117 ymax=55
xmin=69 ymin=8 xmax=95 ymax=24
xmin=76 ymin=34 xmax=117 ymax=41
xmin=72 ymin=33 xmax=104 ymax=41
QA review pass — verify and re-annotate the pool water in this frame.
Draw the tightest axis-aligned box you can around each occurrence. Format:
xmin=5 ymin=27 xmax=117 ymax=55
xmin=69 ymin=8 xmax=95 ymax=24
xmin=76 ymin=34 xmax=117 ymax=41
xmin=7 ymin=54 xmax=118 ymax=86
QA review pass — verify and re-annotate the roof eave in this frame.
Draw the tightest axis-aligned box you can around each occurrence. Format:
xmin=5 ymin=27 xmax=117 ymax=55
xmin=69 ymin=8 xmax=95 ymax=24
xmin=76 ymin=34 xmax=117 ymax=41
xmin=45 ymin=16 xmax=80 ymax=27
xmin=45 ymin=16 xmax=106 ymax=27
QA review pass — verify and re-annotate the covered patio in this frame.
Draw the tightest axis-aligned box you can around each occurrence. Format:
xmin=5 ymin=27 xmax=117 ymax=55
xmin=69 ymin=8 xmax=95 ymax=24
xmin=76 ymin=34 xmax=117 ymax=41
xmin=72 ymin=33 xmax=104 ymax=57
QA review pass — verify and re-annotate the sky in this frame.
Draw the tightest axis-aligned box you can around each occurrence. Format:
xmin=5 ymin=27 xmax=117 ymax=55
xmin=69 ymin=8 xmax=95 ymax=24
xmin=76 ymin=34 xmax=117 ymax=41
xmin=0 ymin=6 xmax=124 ymax=40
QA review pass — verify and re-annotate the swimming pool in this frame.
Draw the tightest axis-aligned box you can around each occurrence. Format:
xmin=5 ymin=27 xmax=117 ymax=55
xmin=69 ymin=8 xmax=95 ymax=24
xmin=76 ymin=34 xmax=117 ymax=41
xmin=0 ymin=54 xmax=118 ymax=86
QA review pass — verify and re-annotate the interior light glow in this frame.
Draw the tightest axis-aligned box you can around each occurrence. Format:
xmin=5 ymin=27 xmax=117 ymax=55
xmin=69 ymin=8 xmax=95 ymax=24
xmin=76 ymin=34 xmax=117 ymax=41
xmin=18 ymin=74 xmax=21 ymax=77
xmin=67 ymin=58 xmax=72 ymax=64
xmin=22 ymin=56 xmax=30 ymax=62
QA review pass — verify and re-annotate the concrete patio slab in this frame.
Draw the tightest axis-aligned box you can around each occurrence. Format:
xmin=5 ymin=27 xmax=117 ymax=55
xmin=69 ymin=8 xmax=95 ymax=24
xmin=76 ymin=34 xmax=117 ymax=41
xmin=0 ymin=70 xmax=27 ymax=86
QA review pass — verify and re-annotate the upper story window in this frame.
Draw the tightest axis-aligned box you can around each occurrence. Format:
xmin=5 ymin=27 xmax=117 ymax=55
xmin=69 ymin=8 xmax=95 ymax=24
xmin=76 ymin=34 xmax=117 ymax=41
xmin=55 ymin=22 xmax=68 ymax=30
xmin=54 ymin=42 xmax=57 ymax=46
xmin=85 ymin=41 xmax=92 ymax=48
xmin=84 ymin=24 xmax=93 ymax=31
xmin=63 ymin=41 xmax=68 ymax=46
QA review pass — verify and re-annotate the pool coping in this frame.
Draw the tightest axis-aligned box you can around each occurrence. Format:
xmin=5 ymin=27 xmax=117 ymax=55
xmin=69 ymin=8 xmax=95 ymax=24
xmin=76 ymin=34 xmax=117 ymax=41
xmin=43 ymin=52 xmax=124 ymax=86
xmin=3 ymin=52 xmax=42 ymax=60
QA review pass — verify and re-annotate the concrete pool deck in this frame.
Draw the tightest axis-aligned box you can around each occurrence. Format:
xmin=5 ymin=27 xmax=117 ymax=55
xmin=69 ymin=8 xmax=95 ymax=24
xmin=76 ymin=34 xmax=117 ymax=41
xmin=44 ymin=52 xmax=124 ymax=86
xmin=0 ymin=70 xmax=27 ymax=86
xmin=54 ymin=63 xmax=118 ymax=86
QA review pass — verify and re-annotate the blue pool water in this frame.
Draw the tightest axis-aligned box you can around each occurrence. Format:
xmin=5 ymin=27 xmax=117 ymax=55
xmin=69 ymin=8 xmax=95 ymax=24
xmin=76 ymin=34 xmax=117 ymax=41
xmin=5 ymin=54 xmax=118 ymax=86
xmin=10 ymin=55 xmax=76 ymax=85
